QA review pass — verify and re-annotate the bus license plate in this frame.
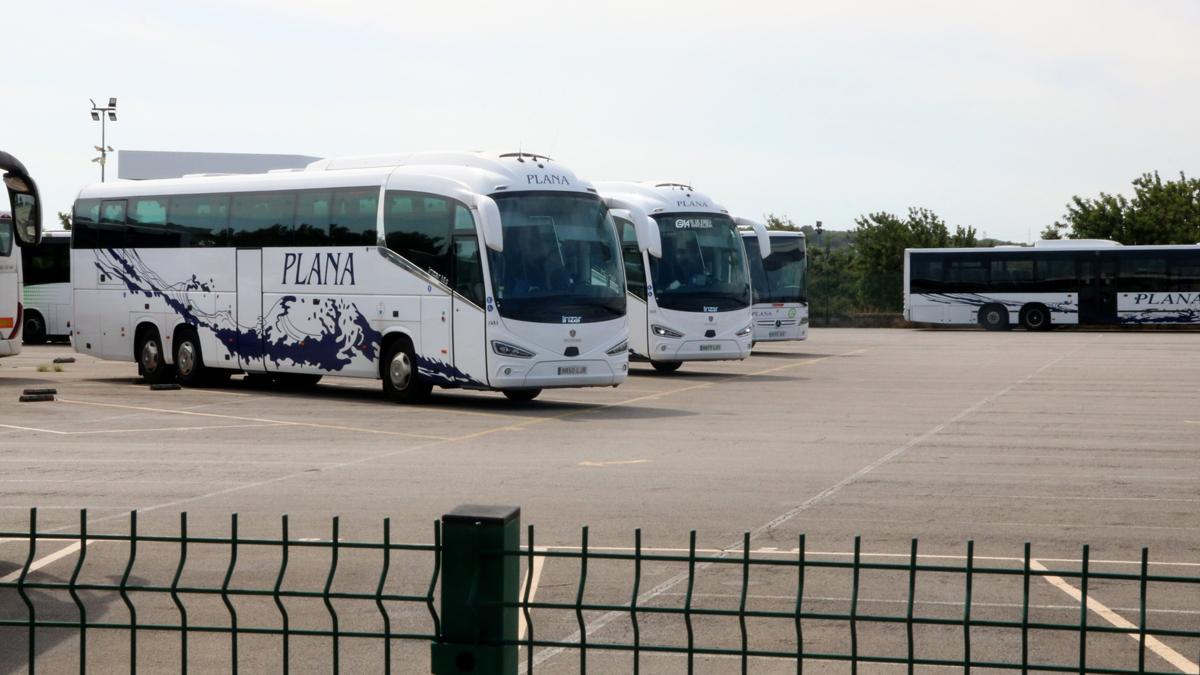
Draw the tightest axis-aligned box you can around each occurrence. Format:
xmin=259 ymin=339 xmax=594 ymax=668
xmin=769 ymin=330 xmax=786 ymax=338
xmin=558 ymin=366 xmax=587 ymax=375
xmin=699 ymin=344 xmax=721 ymax=352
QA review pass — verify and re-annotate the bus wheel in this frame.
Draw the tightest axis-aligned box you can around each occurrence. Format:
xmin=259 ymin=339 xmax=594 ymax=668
xmin=173 ymin=328 xmax=209 ymax=387
xmin=22 ymin=311 xmax=47 ymax=345
xmin=381 ymin=339 xmax=431 ymax=403
xmin=1020 ymin=305 xmax=1052 ymax=331
xmin=651 ymin=360 xmax=683 ymax=374
xmin=136 ymin=326 xmax=175 ymax=384
xmin=502 ymin=389 xmax=541 ymax=402
xmin=277 ymin=373 xmax=323 ymax=388
xmin=978 ymin=305 xmax=1010 ymax=331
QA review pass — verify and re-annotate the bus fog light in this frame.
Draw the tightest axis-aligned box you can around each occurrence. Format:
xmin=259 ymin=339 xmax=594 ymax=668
xmin=504 ymin=367 xmax=512 ymax=375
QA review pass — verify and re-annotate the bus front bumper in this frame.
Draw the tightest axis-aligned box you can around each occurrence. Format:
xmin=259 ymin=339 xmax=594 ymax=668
xmin=491 ymin=358 xmax=626 ymax=389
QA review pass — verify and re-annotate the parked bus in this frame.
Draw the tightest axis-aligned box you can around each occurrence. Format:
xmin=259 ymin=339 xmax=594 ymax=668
xmin=742 ymin=229 xmax=808 ymax=343
xmin=21 ymin=230 xmax=71 ymax=343
xmin=1 ymin=151 xmax=44 ymax=357
xmin=70 ymin=151 xmax=637 ymax=401
xmin=598 ymin=181 xmax=769 ymax=372
xmin=904 ymin=240 xmax=1200 ymax=330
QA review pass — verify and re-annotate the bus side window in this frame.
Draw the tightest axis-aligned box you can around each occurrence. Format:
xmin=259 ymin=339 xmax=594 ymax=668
xmin=1169 ymin=252 xmax=1200 ymax=292
xmin=70 ymin=199 xmax=102 ymax=249
xmin=93 ymin=200 xmax=128 ymax=248
xmin=452 ymin=234 xmax=486 ymax=307
xmin=383 ymin=191 xmax=454 ymax=282
xmin=231 ymin=192 xmax=296 ymax=247
xmin=617 ymin=217 xmax=646 ymax=300
xmin=295 ymin=191 xmax=332 ymax=246
xmin=127 ymin=196 xmax=176 ymax=248
xmin=168 ymin=194 xmax=230 ymax=247
xmin=331 ymin=188 xmax=380 ymax=246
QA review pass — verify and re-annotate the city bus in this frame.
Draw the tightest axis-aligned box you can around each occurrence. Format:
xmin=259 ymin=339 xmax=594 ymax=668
xmin=741 ymin=229 xmax=808 ymax=343
xmin=20 ymin=230 xmax=71 ymax=343
xmin=70 ymin=151 xmax=638 ymax=402
xmin=904 ymin=240 xmax=1200 ymax=330
xmin=1 ymin=151 xmax=44 ymax=357
xmin=598 ymin=181 xmax=770 ymax=372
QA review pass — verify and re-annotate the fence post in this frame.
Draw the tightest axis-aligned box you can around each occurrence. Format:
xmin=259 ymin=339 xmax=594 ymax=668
xmin=431 ymin=504 xmax=520 ymax=675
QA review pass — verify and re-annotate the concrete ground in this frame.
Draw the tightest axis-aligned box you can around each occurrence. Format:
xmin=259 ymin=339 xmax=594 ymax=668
xmin=0 ymin=328 xmax=1197 ymax=673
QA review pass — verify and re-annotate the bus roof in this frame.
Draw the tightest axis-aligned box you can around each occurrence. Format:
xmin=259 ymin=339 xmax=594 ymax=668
xmin=75 ymin=151 xmax=597 ymax=201
xmin=593 ymin=181 xmax=730 ymax=216
xmin=741 ymin=229 xmax=805 ymax=239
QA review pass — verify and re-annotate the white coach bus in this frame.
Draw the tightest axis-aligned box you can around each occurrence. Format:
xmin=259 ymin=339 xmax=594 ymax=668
xmin=70 ymin=151 xmax=636 ymax=402
xmin=1 ymin=151 xmax=44 ymax=356
xmin=742 ymin=229 xmax=808 ymax=343
xmin=20 ymin=230 xmax=71 ymax=343
xmin=598 ymin=182 xmax=769 ymax=373
xmin=905 ymin=240 xmax=1200 ymax=330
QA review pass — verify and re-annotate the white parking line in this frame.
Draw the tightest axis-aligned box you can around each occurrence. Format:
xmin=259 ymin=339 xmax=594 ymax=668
xmin=1030 ymin=559 xmax=1199 ymax=674
xmin=0 ymin=422 xmax=286 ymax=435
xmin=0 ymin=540 xmax=95 ymax=583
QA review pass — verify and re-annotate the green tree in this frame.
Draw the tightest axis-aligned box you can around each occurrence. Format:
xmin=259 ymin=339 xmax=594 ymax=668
xmin=852 ymin=208 xmax=976 ymax=311
xmin=58 ymin=211 xmax=71 ymax=230
xmin=763 ymin=213 xmax=801 ymax=231
xmin=1048 ymin=171 xmax=1200 ymax=244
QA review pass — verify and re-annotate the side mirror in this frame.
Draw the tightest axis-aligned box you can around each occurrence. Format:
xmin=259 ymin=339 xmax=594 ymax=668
xmin=475 ymin=194 xmax=504 ymax=253
xmin=1 ymin=151 xmax=42 ymax=246
xmin=603 ymin=197 xmax=661 ymax=258
xmin=735 ymin=216 xmax=770 ymax=259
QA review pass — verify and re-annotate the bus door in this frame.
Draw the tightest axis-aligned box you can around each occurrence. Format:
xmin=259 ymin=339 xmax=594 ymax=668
xmin=450 ymin=227 xmax=489 ymax=385
xmin=1078 ymin=254 xmax=1118 ymax=324
xmin=235 ymin=248 xmax=266 ymax=369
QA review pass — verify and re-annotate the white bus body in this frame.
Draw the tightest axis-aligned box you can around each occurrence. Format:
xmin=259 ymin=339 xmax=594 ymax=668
xmin=598 ymin=182 xmax=769 ymax=373
xmin=742 ymin=230 xmax=808 ymax=343
xmin=904 ymin=240 xmax=1200 ymax=330
xmin=0 ymin=211 xmax=19 ymax=355
xmin=1 ymin=151 xmax=45 ymax=356
xmin=21 ymin=230 xmax=71 ymax=343
xmin=70 ymin=151 xmax=632 ymax=401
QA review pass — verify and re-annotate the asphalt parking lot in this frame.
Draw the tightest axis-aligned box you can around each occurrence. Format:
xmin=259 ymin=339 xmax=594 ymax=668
xmin=1 ymin=328 xmax=1198 ymax=673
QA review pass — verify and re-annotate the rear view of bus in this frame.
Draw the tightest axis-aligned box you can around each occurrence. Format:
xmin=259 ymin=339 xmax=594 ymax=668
xmin=0 ymin=151 xmax=44 ymax=356
xmin=742 ymin=230 xmax=808 ymax=343
xmin=598 ymin=182 xmax=769 ymax=373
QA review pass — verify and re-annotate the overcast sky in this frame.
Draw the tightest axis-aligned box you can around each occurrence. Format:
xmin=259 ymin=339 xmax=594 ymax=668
xmin=6 ymin=0 xmax=1199 ymax=241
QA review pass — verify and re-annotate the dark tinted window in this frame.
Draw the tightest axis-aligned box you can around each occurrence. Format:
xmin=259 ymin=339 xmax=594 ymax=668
xmin=330 ymin=188 xmax=379 ymax=245
xmin=383 ymin=191 xmax=457 ymax=281
xmin=617 ymin=217 xmax=646 ymax=299
xmin=452 ymin=236 xmax=486 ymax=306
xmin=1032 ymin=254 xmax=1076 ymax=292
xmin=945 ymin=256 xmax=988 ymax=292
xmin=909 ymin=253 xmax=944 ymax=293
xmin=0 ymin=214 xmax=10 ymax=257
xmin=168 ymin=194 xmax=230 ymax=247
xmin=1120 ymin=252 xmax=1169 ymax=292
xmin=989 ymin=256 xmax=1034 ymax=292
xmin=231 ymin=192 xmax=296 ymax=247
xmin=295 ymin=191 xmax=332 ymax=245
xmin=21 ymin=237 xmax=70 ymax=285
xmin=1168 ymin=251 xmax=1200 ymax=291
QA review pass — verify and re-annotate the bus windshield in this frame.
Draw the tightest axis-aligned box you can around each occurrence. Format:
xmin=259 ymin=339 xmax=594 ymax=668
xmin=747 ymin=235 xmax=807 ymax=304
xmin=487 ymin=192 xmax=625 ymax=323
xmin=650 ymin=213 xmax=750 ymax=311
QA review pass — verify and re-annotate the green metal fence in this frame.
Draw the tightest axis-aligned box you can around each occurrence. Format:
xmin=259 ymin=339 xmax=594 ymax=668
xmin=2 ymin=505 xmax=1199 ymax=674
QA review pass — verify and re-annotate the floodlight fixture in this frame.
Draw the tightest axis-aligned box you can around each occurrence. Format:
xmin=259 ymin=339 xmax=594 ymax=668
xmin=108 ymin=97 xmax=117 ymax=107
xmin=108 ymin=111 xmax=117 ymax=121
xmin=90 ymin=111 xmax=100 ymax=121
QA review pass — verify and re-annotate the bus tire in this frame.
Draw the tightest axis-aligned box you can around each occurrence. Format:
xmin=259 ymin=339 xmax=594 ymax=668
xmin=381 ymin=337 xmax=431 ymax=403
xmin=173 ymin=327 xmax=209 ymax=387
xmin=277 ymin=373 xmax=323 ymax=388
xmin=978 ymin=305 xmax=1010 ymax=331
xmin=502 ymin=389 xmax=541 ymax=402
xmin=651 ymin=360 xmax=683 ymax=373
xmin=1020 ymin=304 xmax=1052 ymax=331
xmin=22 ymin=310 xmax=47 ymax=345
xmin=136 ymin=325 xmax=175 ymax=384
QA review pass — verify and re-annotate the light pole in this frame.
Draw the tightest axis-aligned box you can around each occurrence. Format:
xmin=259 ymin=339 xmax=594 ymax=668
xmin=89 ymin=97 xmax=118 ymax=181
xmin=814 ymin=220 xmax=826 ymax=326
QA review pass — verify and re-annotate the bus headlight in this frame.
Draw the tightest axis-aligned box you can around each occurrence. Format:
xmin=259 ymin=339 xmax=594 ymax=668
xmin=491 ymin=340 xmax=535 ymax=358
xmin=651 ymin=324 xmax=683 ymax=338
xmin=606 ymin=339 xmax=628 ymax=356
xmin=736 ymin=324 xmax=753 ymax=337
